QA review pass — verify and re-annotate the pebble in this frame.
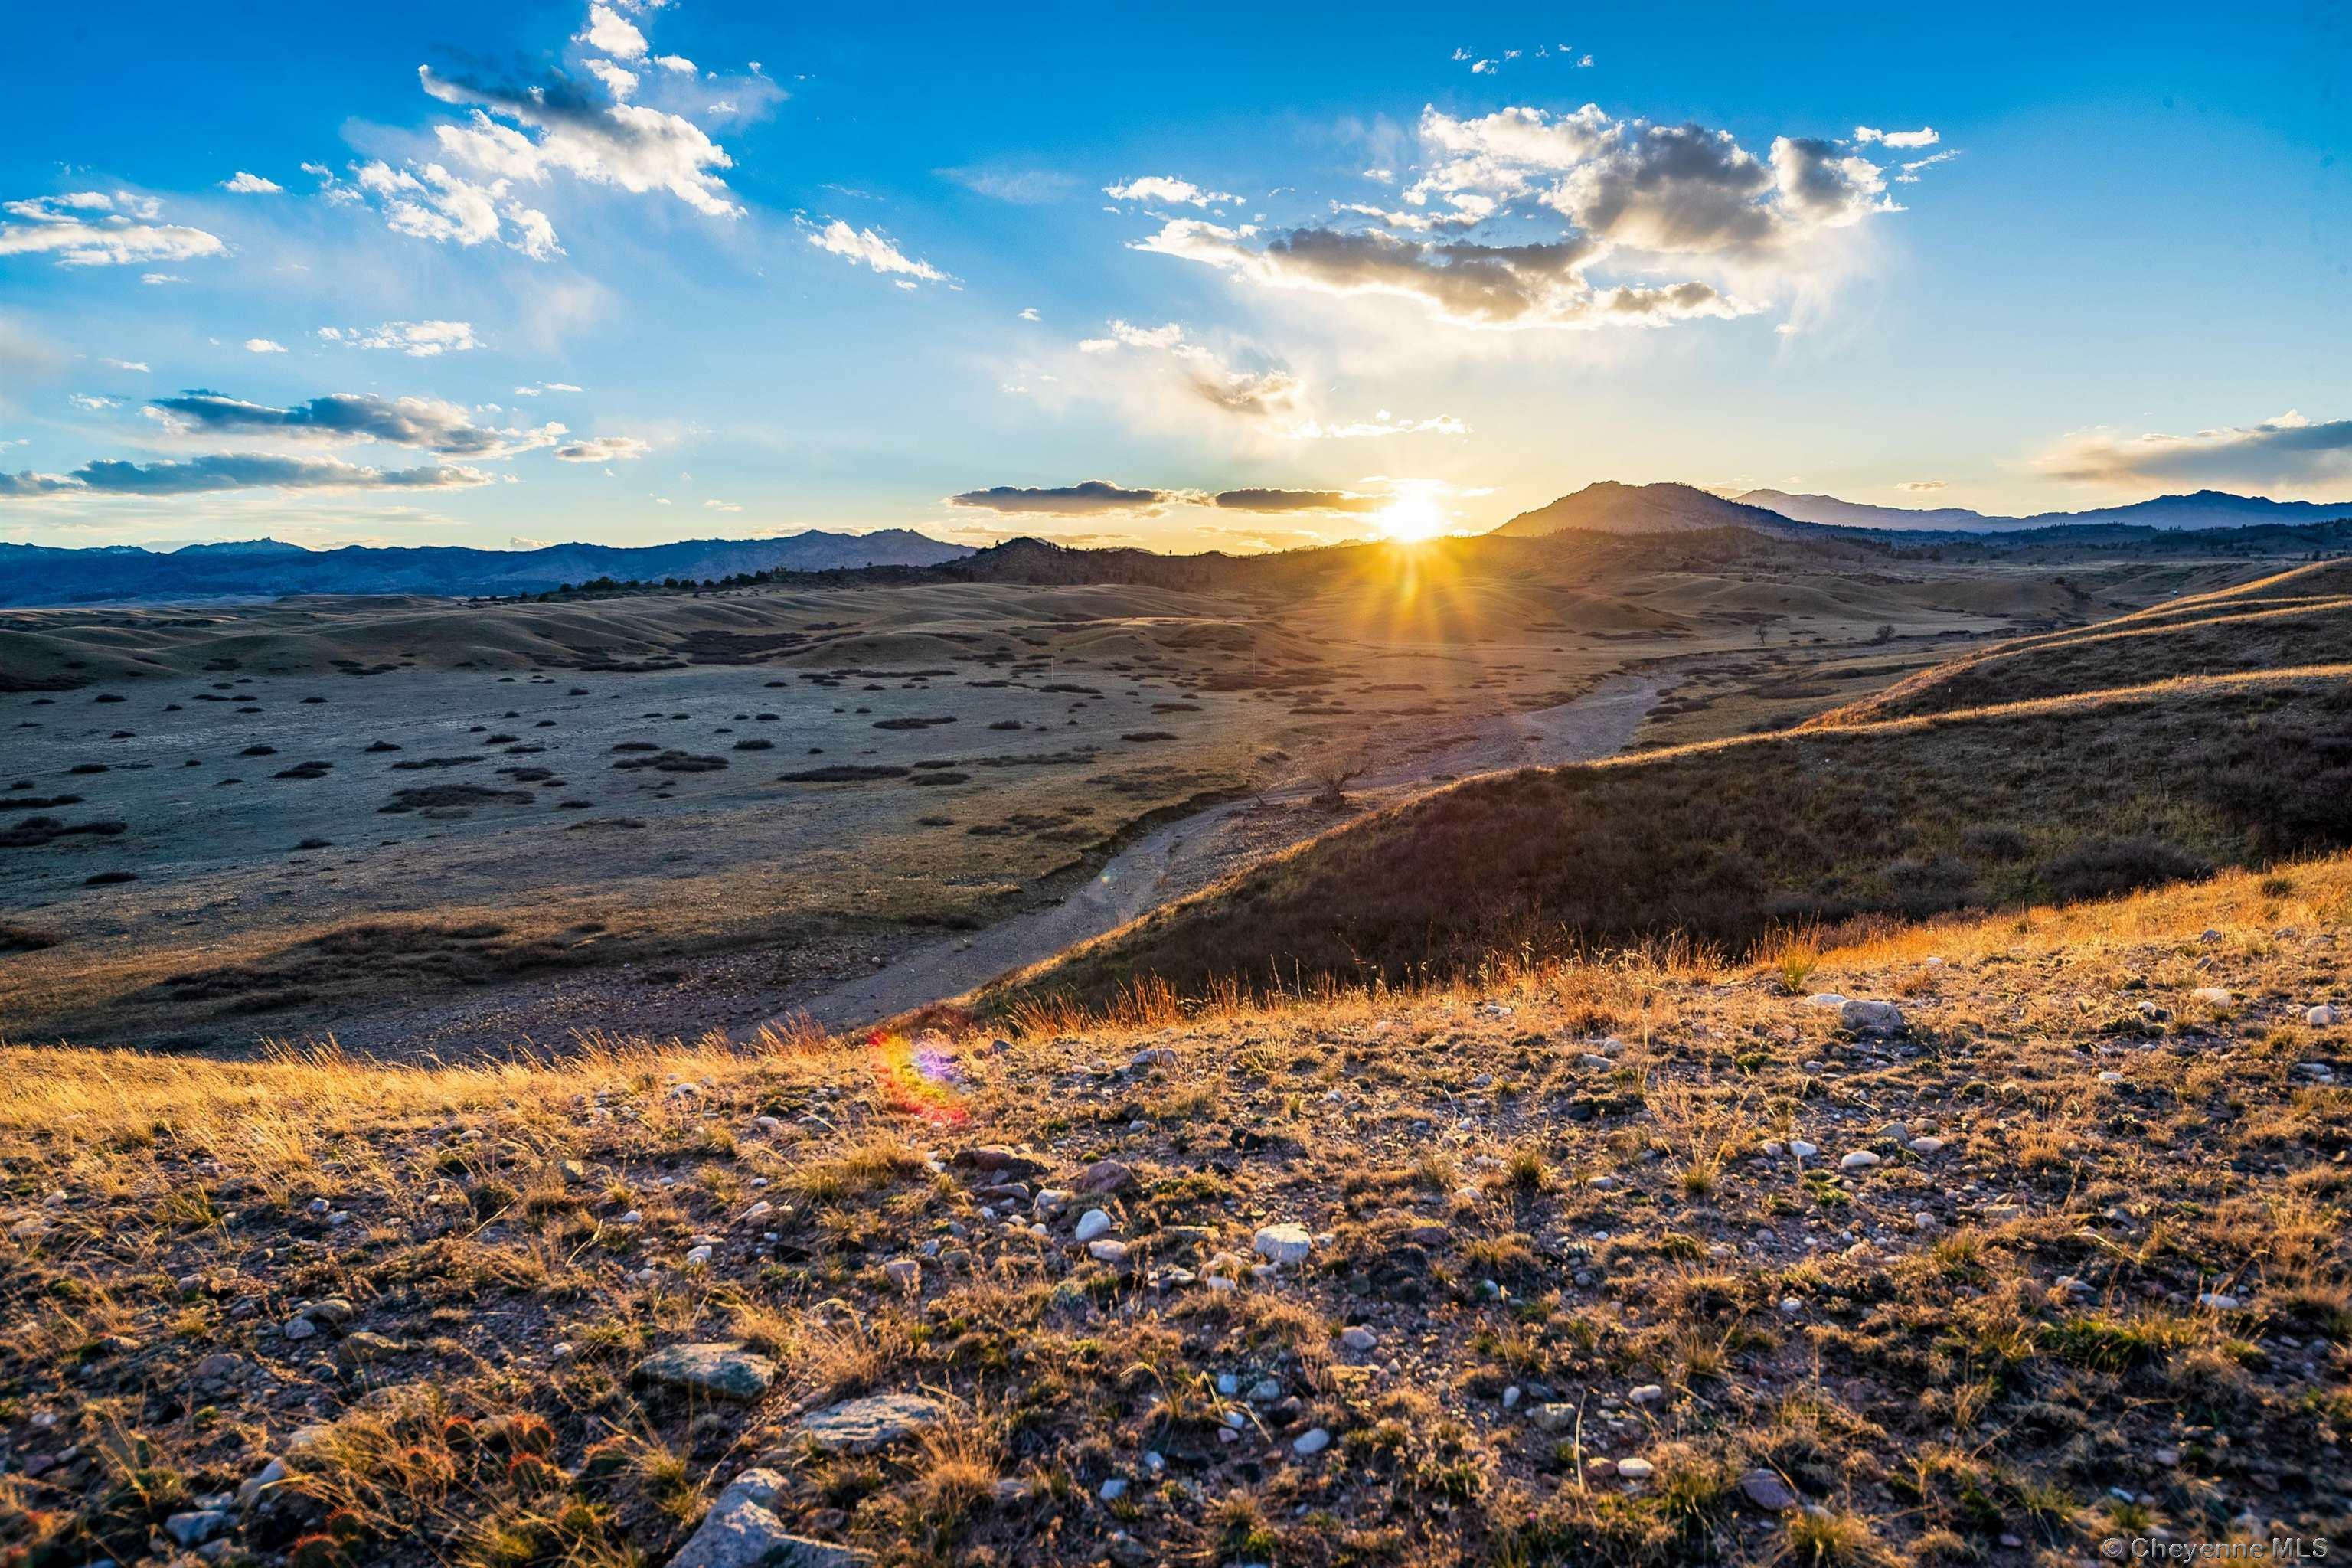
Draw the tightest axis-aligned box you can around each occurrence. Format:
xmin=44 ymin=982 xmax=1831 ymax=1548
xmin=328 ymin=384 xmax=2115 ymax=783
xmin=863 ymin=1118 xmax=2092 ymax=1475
xmin=1292 ymin=1427 xmax=1331 ymax=1456
xmin=1087 ymin=1240 xmax=1130 ymax=1264
xmin=1616 ymin=1457 xmax=1655 ymax=1481
xmin=2310 ymin=1004 xmax=2341 ymax=1027
xmin=883 ymin=1259 xmax=920 ymax=1291
xmin=1788 ymin=1140 xmax=1819 ymax=1160
xmin=1739 ymin=1469 xmax=1798 ymax=1510
xmin=1074 ymin=1209 xmax=1114 ymax=1243
xmin=1838 ymin=1151 xmax=1880 ymax=1171
xmin=1628 ymin=1383 xmax=1664 ymax=1405
xmin=1339 ymin=1325 xmax=1379 ymax=1352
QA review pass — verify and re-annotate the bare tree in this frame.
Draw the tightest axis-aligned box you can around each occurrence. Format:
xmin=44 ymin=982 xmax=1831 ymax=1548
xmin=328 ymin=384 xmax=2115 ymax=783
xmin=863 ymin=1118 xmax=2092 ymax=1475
xmin=1305 ymin=744 xmax=1368 ymax=810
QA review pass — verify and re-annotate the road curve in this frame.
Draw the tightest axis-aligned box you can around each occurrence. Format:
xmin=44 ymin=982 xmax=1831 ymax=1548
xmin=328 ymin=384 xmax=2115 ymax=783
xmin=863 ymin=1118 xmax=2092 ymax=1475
xmin=743 ymin=670 xmax=1671 ymax=1037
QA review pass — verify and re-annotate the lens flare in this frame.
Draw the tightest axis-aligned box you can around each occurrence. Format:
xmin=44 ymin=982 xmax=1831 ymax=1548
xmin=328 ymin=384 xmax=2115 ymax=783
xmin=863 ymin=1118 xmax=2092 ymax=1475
xmin=867 ymin=1027 xmax=969 ymax=1124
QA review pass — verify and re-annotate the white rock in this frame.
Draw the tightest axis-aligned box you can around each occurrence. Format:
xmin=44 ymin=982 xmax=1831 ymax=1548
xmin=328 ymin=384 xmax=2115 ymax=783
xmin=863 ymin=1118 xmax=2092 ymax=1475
xmin=1339 ymin=1325 xmax=1379 ymax=1352
xmin=2308 ymin=1004 xmax=2342 ymax=1027
xmin=2192 ymin=987 xmax=2233 ymax=1006
xmin=1839 ymin=1151 xmax=1880 ymax=1171
xmin=1253 ymin=1223 xmax=1312 ymax=1266
xmin=1628 ymin=1383 xmax=1664 ymax=1405
xmin=1073 ymin=1209 xmax=1114 ymax=1243
xmin=1907 ymin=1136 xmax=1945 ymax=1155
xmin=1087 ymin=1240 xmax=1130 ymax=1264
xmin=1839 ymin=999 xmax=1904 ymax=1037
xmin=1616 ymin=1457 xmax=1656 ymax=1481
xmin=1292 ymin=1427 xmax=1331 ymax=1456
xmin=684 ymin=1245 xmax=713 ymax=1266
xmin=1788 ymin=1140 xmax=1819 ymax=1160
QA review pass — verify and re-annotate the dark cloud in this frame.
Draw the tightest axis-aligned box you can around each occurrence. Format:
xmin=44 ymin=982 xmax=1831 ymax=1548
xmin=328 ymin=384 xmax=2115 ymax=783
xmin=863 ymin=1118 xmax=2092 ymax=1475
xmin=2040 ymin=415 xmax=2352 ymax=490
xmin=0 ymin=453 xmax=492 ymax=498
xmin=149 ymin=390 xmax=544 ymax=457
xmin=1213 ymin=488 xmax=1386 ymax=513
xmin=946 ymin=480 xmax=1179 ymax=514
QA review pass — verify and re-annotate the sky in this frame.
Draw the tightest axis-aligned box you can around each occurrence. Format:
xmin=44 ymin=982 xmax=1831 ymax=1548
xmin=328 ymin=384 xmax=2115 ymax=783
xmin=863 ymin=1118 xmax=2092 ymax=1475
xmin=2 ymin=1 xmax=2347 ymax=554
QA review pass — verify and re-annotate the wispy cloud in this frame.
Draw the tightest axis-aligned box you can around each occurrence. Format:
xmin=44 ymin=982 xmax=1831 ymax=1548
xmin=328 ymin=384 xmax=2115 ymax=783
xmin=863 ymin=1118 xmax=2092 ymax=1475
xmin=0 ymin=192 xmax=226 ymax=269
xmin=0 ymin=452 xmax=492 ymax=499
xmin=317 ymin=320 xmax=481 ymax=357
xmin=803 ymin=218 xmax=951 ymax=285
xmin=2037 ymin=411 xmax=2352 ymax=494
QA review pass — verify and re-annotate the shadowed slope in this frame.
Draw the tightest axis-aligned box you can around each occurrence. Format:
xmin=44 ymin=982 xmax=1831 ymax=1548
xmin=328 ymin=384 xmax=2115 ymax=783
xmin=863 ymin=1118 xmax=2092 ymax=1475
xmin=989 ymin=665 xmax=2352 ymax=1011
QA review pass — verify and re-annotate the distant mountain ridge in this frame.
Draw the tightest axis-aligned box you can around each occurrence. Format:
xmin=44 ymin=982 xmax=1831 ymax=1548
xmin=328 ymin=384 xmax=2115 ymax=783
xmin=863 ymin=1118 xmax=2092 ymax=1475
xmin=1491 ymin=481 xmax=1829 ymax=539
xmin=1734 ymin=486 xmax=2352 ymax=533
xmin=0 ymin=529 xmax=973 ymax=607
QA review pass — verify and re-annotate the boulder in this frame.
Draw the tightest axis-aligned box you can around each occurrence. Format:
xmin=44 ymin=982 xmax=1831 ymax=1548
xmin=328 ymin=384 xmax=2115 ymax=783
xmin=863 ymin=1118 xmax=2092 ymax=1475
xmin=1838 ymin=999 xmax=1903 ymax=1037
xmin=634 ymin=1344 xmax=779 ymax=1402
xmin=670 ymin=1468 xmax=872 ymax=1568
xmin=798 ymin=1393 xmax=948 ymax=1454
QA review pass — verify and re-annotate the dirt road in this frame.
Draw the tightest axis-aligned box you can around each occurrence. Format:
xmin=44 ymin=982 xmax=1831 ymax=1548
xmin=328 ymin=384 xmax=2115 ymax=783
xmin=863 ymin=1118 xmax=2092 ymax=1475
xmin=756 ymin=671 xmax=1671 ymax=1034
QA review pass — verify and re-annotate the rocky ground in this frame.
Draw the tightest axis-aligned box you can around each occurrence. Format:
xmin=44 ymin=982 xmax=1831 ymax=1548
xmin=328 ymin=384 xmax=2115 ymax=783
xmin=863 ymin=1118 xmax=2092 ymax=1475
xmin=5 ymin=857 xmax=2350 ymax=1567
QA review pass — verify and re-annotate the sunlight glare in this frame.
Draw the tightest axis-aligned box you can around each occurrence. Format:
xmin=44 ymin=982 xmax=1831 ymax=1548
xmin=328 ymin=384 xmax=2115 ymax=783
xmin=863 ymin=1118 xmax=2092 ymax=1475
xmin=1376 ymin=492 xmax=1446 ymax=543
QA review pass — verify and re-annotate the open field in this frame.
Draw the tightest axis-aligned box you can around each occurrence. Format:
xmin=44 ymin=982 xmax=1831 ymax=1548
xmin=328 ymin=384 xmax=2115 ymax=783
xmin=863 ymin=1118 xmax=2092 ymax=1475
xmin=0 ymin=535 xmax=2189 ymax=1055
xmin=5 ymin=852 xmax=2348 ymax=1567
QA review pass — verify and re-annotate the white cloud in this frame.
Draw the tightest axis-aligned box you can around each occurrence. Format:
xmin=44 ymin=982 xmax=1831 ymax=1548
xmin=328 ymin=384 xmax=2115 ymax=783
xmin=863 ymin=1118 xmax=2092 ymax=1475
xmin=0 ymin=192 xmax=227 ymax=268
xmin=1895 ymin=479 xmax=1948 ymax=492
xmin=804 ymin=218 xmax=950 ymax=283
xmin=514 ymin=381 xmax=584 ymax=395
xmin=579 ymin=2 xmax=648 ymax=60
xmin=584 ymin=58 xmax=639 ymax=100
xmin=1854 ymin=126 xmax=1939 ymax=149
xmin=1074 ymin=318 xmax=1303 ymax=418
xmin=317 ymin=319 xmax=482 ymax=357
xmin=244 ymin=338 xmax=287 ymax=354
xmin=552 ymin=434 xmax=649 ymax=462
xmin=654 ymin=54 xmax=696 ymax=72
xmin=139 ymin=272 xmax=185 ymax=285
xmin=702 ymin=498 xmax=742 ymax=511
xmin=220 ymin=171 xmax=283 ymax=194
xmin=1102 ymin=176 xmax=1240 ymax=207
xmin=70 ymin=394 xmax=120 ymax=410
xmin=1018 ymin=307 xmax=1040 ymax=321
xmin=1287 ymin=410 xmax=1470 ymax=439
xmin=102 ymin=358 xmax=150 ymax=372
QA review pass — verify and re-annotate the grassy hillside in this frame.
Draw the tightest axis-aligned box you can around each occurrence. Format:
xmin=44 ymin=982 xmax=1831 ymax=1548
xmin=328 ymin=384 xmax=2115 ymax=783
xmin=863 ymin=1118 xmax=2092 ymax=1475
xmin=5 ymin=858 xmax=2348 ymax=1566
xmin=992 ymin=665 xmax=2352 ymax=1012
xmin=1816 ymin=559 xmax=2352 ymax=724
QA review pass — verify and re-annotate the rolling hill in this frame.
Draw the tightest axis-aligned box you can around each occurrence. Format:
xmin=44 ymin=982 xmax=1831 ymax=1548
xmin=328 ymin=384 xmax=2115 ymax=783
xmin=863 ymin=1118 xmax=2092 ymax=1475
xmin=990 ymin=573 xmax=2352 ymax=1012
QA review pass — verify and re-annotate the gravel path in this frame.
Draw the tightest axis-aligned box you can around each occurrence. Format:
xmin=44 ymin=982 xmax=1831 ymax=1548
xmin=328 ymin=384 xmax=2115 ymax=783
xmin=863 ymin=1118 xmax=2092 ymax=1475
xmin=758 ymin=671 xmax=1671 ymax=1034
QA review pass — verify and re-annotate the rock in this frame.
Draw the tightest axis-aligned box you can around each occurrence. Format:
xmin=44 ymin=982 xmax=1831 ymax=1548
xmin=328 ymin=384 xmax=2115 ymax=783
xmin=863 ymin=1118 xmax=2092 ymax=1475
xmin=335 ymin=1331 xmax=411 ymax=1366
xmin=1739 ymin=1469 xmax=1799 ymax=1511
xmin=238 ymin=1458 xmax=288 ymax=1508
xmin=2192 ymin=987 xmax=2233 ymax=1006
xmin=1838 ymin=999 xmax=1904 ymax=1037
xmin=1805 ymin=993 xmax=1848 ymax=1008
xmin=1838 ymin=1151 xmax=1880 ymax=1171
xmin=798 ymin=1393 xmax=948 ymax=1454
xmin=2309 ymin=1004 xmax=2342 ymax=1027
xmin=1099 ymin=1476 xmax=1129 ymax=1501
xmin=952 ymin=1145 xmax=1049 ymax=1181
xmin=669 ymin=1468 xmax=872 ymax=1568
xmin=1788 ymin=1140 xmax=1819 ymax=1161
xmin=1087 ymin=1240 xmax=1130 ymax=1265
xmin=165 ymin=1511 xmax=232 ymax=1547
xmin=1129 ymin=1047 xmax=1178 ymax=1070
xmin=1616 ymin=1457 xmax=1655 ymax=1481
xmin=634 ymin=1344 xmax=779 ymax=1402
xmin=1339 ymin=1325 xmax=1379 ymax=1352
xmin=1076 ymin=1159 xmax=1134 ymax=1196
xmin=883 ymin=1259 xmax=920 ymax=1292
xmin=282 ymin=1317 xmax=318 ymax=1341
xmin=309 ymin=1297 xmax=356 ymax=1328
xmin=1073 ymin=1209 xmax=1114 ymax=1243
xmin=684 ymin=1245 xmax=714 ymax=1266
xmin=1628 ymin=1383 xmax=1664 ymax=1405
xmin=1907 ymin=1136 xmax=1945 ymax=1155
xmin=1253 ymin=1223 xmax=1312 ymax=1266
xmin=1530 ymin=1403 xmax=1576 ymax=1432
xmin=191 ymin=1352 xmax=245 ymax=1383
xmin=1292 ymin=1427 xmax=1331 ymax=1455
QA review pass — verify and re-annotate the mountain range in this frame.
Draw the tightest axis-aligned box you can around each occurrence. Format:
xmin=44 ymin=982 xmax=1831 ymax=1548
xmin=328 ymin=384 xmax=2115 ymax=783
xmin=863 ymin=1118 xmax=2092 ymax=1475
xmin=1729 ymin=486 xmax=2352 ymax=533
xmin=0 ymin=529 xmax=972 ymax=607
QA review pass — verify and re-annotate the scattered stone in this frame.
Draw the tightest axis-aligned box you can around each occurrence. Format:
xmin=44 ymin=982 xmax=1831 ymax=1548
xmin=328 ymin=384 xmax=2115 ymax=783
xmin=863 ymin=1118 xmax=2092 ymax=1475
xmin=1076 ymin=1158 xmax=1134 ymax=1195
xmin=634 ymin=1344 xmax=779 ymax=1402
xmin=1253 ymin=1223 xmax=1312 ymax=1266
xmin=1739 ymin=1469 xmax=1799 ymax=1511
xmin=798 ymin=1393 xmax=948 ymax=1453
xmin=883 ymin=1258 xmax=921 ymax=1292
xmin=1839 ymin=1151 xmax=1880 ymax=1171
xmin=165 ymin=1511 xmax=232 ymax=1547
xmin=1074 ymin=1209 xmax=1114 ymax=1243
xmin=1838 ymin=999 xmax=1904 ymax=1036
xmin=1628 ymin=1383 xmax=1664 ymax=1405
xmin=1616 ymin=1457 xmax=1655 ymax=1481
xmin=1339 ymin=1325 xmax=1379 ymax=1352
xmin=668 ymin=1468 xmax=872 ymax=1568
xmin=2310 ymin=1004 xmax=2342 ymax=1027
xmin=1292 ymin=1427 xmax=1331 ymax=1456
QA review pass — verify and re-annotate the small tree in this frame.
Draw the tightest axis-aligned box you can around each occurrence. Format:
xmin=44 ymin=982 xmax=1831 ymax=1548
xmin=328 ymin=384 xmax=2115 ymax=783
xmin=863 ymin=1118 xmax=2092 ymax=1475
xmin=1305 ymin=744 xmax=1368 ymax=809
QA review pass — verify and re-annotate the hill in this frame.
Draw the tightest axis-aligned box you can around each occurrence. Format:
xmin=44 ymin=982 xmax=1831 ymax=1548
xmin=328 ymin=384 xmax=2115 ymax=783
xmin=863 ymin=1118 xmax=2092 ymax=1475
xmin=990 ymin=566 xmax=2352 ymax=1011
xmin=5 ymin=854 xmax=2348 ymax=1567
xmin=1741 ymin=485 xmax=2352 ymax=534
xmin=1490 ymin=482 xmax=1819 ymax=539
xmin=1814 ymin=558 xmax=2352 ymax=724
xmin=0 ymin=529 xmax=973 ymax=607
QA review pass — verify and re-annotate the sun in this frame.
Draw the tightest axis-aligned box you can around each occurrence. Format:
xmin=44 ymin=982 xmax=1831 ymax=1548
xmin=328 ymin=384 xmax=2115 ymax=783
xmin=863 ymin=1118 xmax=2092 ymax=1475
xmin=1374 ymin=492 xmax=1447 ymax=543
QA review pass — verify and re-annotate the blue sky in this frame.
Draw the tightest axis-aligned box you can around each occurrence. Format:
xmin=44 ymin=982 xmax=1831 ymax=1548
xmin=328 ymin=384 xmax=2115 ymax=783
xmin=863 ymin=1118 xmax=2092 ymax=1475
xmin=2 ymin=1 xmax=2346 ymax=552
